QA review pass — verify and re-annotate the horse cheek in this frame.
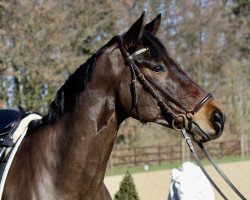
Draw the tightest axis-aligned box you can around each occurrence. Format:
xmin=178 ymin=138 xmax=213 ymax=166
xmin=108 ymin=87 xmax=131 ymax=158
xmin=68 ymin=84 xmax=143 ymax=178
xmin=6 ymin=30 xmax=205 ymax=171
xmin=137 ymin=86 xmax=161 ymax=121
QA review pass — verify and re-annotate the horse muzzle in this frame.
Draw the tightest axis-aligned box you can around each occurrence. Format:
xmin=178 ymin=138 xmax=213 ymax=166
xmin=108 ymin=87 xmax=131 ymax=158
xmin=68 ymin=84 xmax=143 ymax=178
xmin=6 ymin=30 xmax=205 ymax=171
xmin=190 ymin=105 xmax=226 ymax=143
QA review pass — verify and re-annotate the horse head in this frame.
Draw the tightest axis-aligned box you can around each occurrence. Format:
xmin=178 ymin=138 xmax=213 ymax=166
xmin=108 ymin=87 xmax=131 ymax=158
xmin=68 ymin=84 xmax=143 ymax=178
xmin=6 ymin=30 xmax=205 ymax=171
xmin=116 ymin=12 xmax=225 ymax=143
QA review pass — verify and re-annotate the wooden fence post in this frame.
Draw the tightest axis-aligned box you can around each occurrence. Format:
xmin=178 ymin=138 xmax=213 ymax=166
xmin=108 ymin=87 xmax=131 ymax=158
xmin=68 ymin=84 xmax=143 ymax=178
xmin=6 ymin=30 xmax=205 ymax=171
xmin=108 ymin=152 xmax=113 ymax=171
xmin=133 ymin=147 xmax=137 ymax=166
xmin=241 ymin=135 xmax=244 ymax=160
xmin=241 ymin=135 xmax=248 ymax=161
xmin=158 ymin=146 xmax=161 ymax=165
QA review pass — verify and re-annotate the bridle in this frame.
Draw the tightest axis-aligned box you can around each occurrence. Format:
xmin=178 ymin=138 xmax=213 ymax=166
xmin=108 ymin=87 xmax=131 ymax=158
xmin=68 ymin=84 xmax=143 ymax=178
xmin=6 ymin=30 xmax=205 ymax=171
xmin=117 ymin=35 xmax=247 ymax=200
xmin=118 ymin=35 xmax=213 ymax=127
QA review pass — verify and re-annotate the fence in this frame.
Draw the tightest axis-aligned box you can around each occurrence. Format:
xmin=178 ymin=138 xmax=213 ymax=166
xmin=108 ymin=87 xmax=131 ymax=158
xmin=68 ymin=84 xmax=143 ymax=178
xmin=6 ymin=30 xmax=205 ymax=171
xmin=107 ymin=135 xmax=249 ymax=170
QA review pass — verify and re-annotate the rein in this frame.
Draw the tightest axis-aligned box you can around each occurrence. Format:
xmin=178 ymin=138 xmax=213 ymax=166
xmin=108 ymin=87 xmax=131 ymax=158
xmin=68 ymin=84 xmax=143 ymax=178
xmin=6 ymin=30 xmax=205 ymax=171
xmin=181 ymin=128 xmax=247 ymax=200
xmin=117 ymin=35 xmax=247 ymax=200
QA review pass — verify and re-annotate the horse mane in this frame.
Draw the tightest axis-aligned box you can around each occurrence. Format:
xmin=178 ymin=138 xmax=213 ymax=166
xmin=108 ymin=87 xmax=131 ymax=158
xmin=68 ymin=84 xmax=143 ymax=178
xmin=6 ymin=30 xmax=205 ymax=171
xmin=28 ymin=36 xmax=118 ymax=133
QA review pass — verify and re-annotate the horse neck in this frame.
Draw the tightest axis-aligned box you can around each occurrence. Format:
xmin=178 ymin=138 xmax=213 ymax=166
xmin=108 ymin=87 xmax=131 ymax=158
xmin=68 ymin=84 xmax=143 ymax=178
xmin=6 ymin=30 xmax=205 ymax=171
xmin=42 ymin=84 xmax=120 ymax=196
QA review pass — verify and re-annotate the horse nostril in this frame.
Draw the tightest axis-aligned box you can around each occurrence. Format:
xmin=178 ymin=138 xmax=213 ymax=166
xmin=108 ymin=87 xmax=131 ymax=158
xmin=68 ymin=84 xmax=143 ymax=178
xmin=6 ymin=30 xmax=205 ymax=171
xmin=213 ymin=111 xmax=222 ymax=123
xmin=211 ymin=109 xmax=225 ymax=134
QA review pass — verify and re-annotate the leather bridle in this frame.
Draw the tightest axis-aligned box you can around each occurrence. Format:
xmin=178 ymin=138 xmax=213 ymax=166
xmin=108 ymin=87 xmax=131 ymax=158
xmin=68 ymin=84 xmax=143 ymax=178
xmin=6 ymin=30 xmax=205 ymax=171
xmin=118 ymin=35 xmax=213 ymax=127
xmin=118 ymin=35 xmax=247 ymax=200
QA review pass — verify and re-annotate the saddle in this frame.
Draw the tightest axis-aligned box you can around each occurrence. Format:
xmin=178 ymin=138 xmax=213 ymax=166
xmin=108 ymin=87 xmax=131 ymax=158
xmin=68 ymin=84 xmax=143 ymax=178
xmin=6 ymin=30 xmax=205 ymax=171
xmin=0 ymin=110 xmax=42 ymax=197
xmin=0 ymin=109 xmax=24 ymax=161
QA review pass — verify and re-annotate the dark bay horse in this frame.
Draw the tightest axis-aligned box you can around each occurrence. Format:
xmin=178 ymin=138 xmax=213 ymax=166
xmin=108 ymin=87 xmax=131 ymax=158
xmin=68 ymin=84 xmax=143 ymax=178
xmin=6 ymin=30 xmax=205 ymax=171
xmin=2 ymin=12 xmax=225 ymax=200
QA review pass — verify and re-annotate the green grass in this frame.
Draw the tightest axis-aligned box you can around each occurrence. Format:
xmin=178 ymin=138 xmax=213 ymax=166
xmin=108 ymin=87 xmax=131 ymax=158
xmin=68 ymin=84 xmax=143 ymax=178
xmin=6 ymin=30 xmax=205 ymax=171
xmin=105 ymin=154 xmax=250 ymax=176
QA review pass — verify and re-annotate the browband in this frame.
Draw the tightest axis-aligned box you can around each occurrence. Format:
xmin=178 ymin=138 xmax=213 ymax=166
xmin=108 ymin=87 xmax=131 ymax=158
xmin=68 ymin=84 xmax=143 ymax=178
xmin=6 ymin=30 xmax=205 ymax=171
xmin=129 ymin=48 xmax=149 ymax=59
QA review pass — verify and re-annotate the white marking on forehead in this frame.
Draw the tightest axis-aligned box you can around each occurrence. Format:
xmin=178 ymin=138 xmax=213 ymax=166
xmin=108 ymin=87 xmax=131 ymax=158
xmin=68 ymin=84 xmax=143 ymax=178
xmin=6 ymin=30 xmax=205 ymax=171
xmin=129 ymin=48 xmax=149 ymax=60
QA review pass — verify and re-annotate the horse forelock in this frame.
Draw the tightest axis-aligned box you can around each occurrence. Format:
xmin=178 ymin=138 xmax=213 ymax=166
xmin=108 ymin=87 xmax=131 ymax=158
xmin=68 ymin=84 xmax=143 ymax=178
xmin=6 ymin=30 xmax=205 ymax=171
xmin=141 ymin=31 xmax=169 ymax=61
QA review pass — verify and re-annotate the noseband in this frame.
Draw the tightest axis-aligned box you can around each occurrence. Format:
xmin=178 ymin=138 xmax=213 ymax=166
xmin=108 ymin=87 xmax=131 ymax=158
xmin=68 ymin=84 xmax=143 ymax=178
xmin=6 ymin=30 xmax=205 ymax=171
xmin=117 ymin=35 xmax=247 ymax=200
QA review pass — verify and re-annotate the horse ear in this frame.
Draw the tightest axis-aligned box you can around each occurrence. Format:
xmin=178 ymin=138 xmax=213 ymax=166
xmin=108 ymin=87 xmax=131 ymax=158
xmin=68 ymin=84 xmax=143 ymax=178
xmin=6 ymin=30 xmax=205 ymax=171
xmin=144 ymin=13 xmax=161 ymax=35
xmin=123 ymin=11 xmax=145 ymax=48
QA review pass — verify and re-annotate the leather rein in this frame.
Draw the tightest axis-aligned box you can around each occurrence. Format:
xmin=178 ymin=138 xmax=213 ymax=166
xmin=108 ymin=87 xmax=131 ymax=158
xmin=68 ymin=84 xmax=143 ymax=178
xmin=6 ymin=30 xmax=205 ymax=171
xmin=117 ymin=35 xmax=247 ymax=200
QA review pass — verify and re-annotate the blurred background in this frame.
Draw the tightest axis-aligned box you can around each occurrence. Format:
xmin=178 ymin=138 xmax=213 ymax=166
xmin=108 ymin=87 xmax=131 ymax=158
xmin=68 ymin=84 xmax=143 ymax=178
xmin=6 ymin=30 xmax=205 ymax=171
xmin=0 ymin=0 xmax=249 ymax=148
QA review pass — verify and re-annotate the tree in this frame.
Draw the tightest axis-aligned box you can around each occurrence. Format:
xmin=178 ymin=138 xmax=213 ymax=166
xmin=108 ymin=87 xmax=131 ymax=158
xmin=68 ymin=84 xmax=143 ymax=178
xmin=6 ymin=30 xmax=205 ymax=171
xmin=114 ymin=171 xmax=140 ymax=200
xmin=0 ymin=0 xmax=115 ymax=113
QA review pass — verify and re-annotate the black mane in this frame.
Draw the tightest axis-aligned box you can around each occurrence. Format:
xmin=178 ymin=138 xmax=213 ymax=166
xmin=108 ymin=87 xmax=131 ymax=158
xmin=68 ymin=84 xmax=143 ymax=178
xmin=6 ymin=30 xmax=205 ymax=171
xmin=28 ymin=36 xmax=117 ymax=132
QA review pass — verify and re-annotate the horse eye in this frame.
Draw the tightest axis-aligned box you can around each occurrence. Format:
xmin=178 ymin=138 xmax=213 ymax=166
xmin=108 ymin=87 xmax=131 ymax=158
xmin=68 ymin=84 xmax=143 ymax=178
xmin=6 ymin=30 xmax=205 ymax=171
xmin=152 ymin=65 xmax=164 ymax=73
